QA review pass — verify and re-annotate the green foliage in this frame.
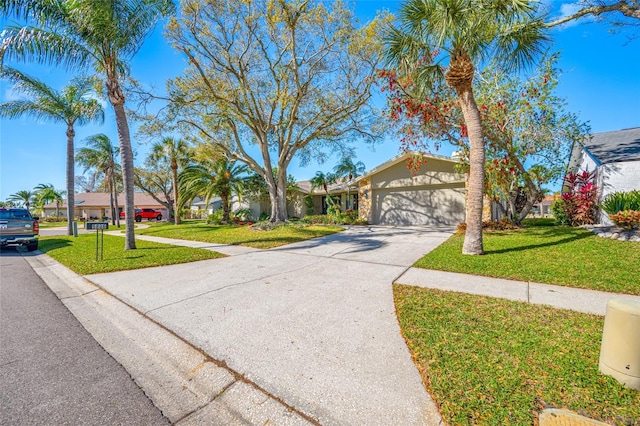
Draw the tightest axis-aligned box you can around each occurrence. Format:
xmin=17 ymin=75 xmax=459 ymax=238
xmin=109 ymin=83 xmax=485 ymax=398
xmin=206 ymin=209 xmax=223 ymax=225
xmin=394 ymin=286 xmax=640 ymax=425
xmin=609 ymin=210 xmax=640 ymax=230
xmin=301 ymin=211 xmax=368 ymax=226
xmin=232 ymin=209 xmax=252 ymax=221
xmin=415 ymin=224 xmax=640 ymax=294
xmin=551 ymin=198 xmax=571 ymax=225
xmin=601 ymin=190 xmax=640 ymax=214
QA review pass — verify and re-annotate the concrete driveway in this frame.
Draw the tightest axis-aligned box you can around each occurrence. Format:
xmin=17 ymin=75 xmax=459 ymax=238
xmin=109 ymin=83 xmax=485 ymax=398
xmin=87 ymin=226 xmax=454 ymax=425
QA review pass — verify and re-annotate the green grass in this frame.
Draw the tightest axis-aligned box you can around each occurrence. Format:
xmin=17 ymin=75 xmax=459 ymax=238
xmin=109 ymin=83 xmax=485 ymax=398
xmin=394 ymin=285 xmax=640 ymax=425
xmin=135 ymin=221 xmax=344 ymax=249
xmin=39 ymin=234 xmax=224 ymax=274
xmin=38 ymin=221 xmax=68 ymax=228
xmin=415 ymin=225 xmax=640 ymax=294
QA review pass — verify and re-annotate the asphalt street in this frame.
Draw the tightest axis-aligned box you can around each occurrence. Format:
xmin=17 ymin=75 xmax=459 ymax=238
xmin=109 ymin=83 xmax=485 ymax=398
xmin=0 ymin=246 xmax=168 ymax=425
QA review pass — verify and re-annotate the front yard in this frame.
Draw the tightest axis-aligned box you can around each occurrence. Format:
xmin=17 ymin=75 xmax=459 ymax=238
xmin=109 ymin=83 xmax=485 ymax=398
xmin=135 ymin=221 xmax=344 ymax=249
xmin=39 ymin=234 xmax=224 ymax=274
xmin=397 ymin=222 xmax=640 ymax=425
xmin=414 ymin=223 xmax=640 ymax=294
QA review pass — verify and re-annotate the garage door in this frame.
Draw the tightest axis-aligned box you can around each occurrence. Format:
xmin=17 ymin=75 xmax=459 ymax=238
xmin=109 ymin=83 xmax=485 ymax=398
xmin=372 ymin=186 xmax=466 ymax=226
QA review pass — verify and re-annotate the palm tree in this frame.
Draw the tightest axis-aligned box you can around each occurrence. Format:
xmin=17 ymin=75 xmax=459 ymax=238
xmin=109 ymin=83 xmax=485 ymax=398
xmin=8 ymin=190 xmax=35 ymax=211
xmin=333 ymin=157 xmax=365 ymax=210
xmin=0 ymin=68 xmax=104 ymax=235
xmin=385 ymin=0 xmax=548 ymax=255
xmin=34 ymin=184 xmax=65 ymax=220
xmin=76 ymin=134 xmax=121 ymax=226
xmin=1 ymin=0 xmax=174 ymax=249
xmin=148 ymin=137 xmax=191 ymax=224
xmin=310 ymin=171 xmax=338 ymax=213
xmin=180 ymin=159 xmax=248 ymax=223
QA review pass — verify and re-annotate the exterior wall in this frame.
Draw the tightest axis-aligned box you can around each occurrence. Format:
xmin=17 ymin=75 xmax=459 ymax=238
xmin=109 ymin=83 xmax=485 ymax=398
xmin=369 ymin=157 xmax=465 ymax=190
xmin=287 ymin=192 xmax=306 ymax=218
xmin=358 ymin=177 xmax=372 ymax=223
xmin=575 ymin=149 xmax=640 ymax=225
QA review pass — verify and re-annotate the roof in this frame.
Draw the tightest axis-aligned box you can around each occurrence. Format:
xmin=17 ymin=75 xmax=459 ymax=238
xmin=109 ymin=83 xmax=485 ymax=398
xmin=581 ymin=127 xmax=640 ymax=165
xmin=44 ymin=192 xmax=167 ymax=208
xmin=354 ymin=150 xmax=460 ymax=184
xmin=296 ymin=178 xmax=354 ymax=195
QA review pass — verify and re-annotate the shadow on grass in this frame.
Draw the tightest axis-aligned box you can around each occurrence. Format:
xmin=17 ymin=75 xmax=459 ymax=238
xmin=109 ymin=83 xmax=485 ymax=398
xmin=484 ymin=227 xmax=593 ymax=255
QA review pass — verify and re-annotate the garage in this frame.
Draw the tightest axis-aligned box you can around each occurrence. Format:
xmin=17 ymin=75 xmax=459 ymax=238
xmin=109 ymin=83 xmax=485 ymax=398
xmin=357 ymin=152 xmax=467 ymax=226
xmin=372 ymin=185 xmax=466 ymax=226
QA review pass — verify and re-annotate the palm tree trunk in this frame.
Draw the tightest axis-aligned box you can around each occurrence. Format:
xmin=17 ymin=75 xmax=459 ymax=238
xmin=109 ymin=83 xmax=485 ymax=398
xmin=66 ymin=125 xmax=75 ymax=236
xmin=172 ymin=162 xmax=181 ymax=225
xmin=108 ymin=77 xmax=136 ymax=250
xmin=457 ymin=88 xmax=485 ymax=255
xmin=221 ymin=193 xmax=230 ymax=222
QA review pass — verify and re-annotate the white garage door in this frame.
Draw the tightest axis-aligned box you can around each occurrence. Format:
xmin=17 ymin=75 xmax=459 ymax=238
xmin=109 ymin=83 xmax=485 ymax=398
xmin=372 ymin=186 xmax=466 ymax=226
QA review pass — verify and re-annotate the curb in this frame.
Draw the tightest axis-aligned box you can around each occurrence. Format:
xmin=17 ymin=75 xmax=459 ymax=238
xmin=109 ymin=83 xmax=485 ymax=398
xmin=22 ymin=251 xmax=316 ymax=425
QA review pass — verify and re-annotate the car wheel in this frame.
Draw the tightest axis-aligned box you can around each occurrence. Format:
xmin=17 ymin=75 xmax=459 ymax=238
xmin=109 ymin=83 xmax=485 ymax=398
xmin=27 ymin=241 xmax=38 ymax=252
xmin=156 ymin=214 xmax=162 ymax=221
xmin=135 ymin=216 xmax=142 ymax=222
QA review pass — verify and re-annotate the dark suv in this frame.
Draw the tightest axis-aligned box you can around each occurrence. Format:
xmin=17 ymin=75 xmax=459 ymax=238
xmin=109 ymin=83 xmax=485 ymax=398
xmin=120 ymin=208 xmax=162 ymax=222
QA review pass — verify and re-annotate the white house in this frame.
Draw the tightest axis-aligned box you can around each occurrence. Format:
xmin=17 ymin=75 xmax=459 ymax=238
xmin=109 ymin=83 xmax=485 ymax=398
xmin=567 ymin=127 xmax=640 ymax=224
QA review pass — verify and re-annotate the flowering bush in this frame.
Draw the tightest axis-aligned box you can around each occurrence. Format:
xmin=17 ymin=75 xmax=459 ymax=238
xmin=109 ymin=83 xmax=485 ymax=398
xmin=559 ymin=171 xmax=598 ymax=226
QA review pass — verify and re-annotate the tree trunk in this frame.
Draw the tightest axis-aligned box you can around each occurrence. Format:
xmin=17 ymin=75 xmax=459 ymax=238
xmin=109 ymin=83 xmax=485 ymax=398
xmin=457 ymin=88 xmax=485 ymax=255
xmin=221 ymin=193 xmax=231 ymax=222
xmin=172 ymin=162 xmax=181 ymax=225
xmin=108 ymin=77 xmax=136 ymax=250
xmin=265 ymin=169 xmax=288 ymax=222
xmin=66 ymin=124 xmax=75 ymax=236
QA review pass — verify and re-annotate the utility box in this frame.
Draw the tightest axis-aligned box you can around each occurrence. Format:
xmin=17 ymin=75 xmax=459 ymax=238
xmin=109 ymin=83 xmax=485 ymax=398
xmin=599 ymin=298 xmax=640 ymax=390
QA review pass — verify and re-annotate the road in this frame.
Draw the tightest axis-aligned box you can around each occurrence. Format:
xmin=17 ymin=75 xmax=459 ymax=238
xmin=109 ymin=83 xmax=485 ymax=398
xmin=0 ymin=246 xmax=168 ymax=425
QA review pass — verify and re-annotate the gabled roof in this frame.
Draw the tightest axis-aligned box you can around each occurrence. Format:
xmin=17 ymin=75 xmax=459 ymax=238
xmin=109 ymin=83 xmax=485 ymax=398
xmin=581 ymin=127 xmax=640 ymax=165
xmin=354 ymin=150 xmax=460 ymax=184
xmin=44 ymin=192 xmax=167 ymax=208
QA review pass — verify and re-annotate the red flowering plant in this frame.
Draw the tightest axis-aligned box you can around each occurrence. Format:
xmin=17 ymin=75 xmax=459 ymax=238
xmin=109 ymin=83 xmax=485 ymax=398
xmin=560 ymin=170 xmax=598 ymax=226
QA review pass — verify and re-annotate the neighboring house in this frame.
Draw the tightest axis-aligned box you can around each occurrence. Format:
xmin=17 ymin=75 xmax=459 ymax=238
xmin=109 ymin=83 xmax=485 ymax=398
xmin=567 ymin=127 xmax=640 ymax=224
xmin=531 ymin=195 xmax=557 ymax=217
xmin=189 ymin=196 xmax=222 ymax=217
xmin=43 ymin=192 xmax=168 ymax=220
xmin=355 ymin=151 xmax=466 ymax=226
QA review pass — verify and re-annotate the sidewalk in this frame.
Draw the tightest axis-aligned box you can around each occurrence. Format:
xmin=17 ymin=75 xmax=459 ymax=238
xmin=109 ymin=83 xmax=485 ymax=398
xmin=396 ymin=268 xmax=640 ymax=316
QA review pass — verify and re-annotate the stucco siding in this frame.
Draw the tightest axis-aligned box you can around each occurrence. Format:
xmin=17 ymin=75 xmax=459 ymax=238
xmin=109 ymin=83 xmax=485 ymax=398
xmin=370 ymin=158 xmax=465 ymax=190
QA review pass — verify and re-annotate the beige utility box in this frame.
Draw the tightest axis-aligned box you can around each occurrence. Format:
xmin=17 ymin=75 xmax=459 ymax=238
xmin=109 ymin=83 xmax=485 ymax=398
xmin=599 ymin=298 xmax=640 ymax=389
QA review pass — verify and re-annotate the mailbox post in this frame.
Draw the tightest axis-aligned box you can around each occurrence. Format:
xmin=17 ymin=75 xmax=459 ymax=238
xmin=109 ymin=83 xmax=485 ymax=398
xmin=86 ymin=222 xmax=108 ymax=261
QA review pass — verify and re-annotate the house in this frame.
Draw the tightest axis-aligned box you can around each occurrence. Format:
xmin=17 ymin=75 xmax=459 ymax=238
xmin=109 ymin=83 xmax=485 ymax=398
xmin=353 ymin=151 xmax=467 ymax=226
xmin=567 ymin=127 xmax=640 ymax=224
xmin=43 ymin=192 xmax=168 ymax=220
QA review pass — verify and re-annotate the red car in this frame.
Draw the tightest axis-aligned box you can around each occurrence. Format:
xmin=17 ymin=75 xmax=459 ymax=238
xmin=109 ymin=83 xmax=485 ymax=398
xmin=120 ymin=208 xmax=162 ymax=222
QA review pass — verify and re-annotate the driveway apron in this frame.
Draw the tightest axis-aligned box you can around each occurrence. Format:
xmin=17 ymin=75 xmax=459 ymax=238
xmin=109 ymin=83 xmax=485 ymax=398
xmin=87 ymin=226 xmax=454 ymax=425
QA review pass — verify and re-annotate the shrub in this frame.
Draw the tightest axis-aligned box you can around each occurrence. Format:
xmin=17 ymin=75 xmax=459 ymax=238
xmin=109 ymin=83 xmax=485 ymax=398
xmin=601 ymin=190 xmax=640 ymax=214
xmin=551 ymin=199 xmax=570 ymax=225
xmin=609 ymin=210 xmax=640 ymax=230
xmin=232 ymin=208 xmax=252 ymax=221
xmin=560 ymin=171 xmax=598 ymax=226
xmin=206 ymin=209 xmax=223 ymax=224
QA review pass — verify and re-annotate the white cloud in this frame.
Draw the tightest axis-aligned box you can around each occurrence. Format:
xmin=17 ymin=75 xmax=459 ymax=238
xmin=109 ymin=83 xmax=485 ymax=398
xmin=554 ymin=2 xmax=594 ymax=29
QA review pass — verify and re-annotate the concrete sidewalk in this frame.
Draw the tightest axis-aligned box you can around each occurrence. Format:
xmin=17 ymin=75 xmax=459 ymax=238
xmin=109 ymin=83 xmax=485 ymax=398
xmin=396 ymin=268 xmax=640 ymax=316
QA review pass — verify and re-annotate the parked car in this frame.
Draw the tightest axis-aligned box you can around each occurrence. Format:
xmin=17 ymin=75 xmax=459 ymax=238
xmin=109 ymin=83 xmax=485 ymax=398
xmin=120 ymin=208 xmax=162 ymax=222
xmin=0 ymin=208 xmax=39 ymax=251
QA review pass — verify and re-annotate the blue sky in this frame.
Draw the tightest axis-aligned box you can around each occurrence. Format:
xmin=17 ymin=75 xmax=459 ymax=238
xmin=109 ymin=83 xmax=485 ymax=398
xmin=1 ymin=1 xmax=639 ymax=201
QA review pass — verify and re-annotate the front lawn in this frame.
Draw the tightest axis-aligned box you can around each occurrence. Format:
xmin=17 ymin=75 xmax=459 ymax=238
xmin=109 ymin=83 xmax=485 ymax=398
xmin=394 ymin=285 xmax=640 ymax=425
xmin=135 ymin=221 xmax=344 ymax=249
xmin=39 ymin=234 xmax=224 ymax=274
xmin=414 ymin=225 xmax=640 ymax=294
